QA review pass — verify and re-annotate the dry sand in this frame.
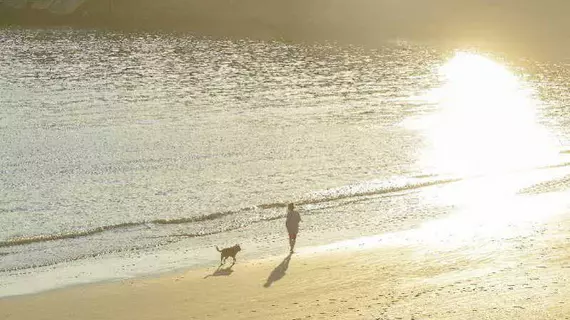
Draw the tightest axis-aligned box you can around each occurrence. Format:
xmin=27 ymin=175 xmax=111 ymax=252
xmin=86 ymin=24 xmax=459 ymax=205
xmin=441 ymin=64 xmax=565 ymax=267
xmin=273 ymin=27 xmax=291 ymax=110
xmin=2 ymin=213 xmax=570 ymax=320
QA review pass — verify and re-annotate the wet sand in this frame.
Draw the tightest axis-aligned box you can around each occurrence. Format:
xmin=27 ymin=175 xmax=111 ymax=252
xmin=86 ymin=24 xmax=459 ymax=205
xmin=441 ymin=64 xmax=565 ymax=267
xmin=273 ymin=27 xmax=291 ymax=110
xmin=2 ymin=212 xmax=570 ymax=320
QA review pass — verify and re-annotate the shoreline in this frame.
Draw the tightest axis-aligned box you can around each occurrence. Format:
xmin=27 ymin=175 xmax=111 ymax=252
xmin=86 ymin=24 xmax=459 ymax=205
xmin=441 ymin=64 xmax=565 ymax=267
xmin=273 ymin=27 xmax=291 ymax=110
xmin=2 ymin=209 xmax=570 ymax=319
xmin=0 ymin=209 xmax=431 ymax=299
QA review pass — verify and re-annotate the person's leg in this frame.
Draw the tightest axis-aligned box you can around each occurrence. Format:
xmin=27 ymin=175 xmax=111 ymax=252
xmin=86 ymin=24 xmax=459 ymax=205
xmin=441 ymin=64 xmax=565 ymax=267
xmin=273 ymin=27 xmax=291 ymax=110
xmin=289 ymin=234 xmax=296 ymax=253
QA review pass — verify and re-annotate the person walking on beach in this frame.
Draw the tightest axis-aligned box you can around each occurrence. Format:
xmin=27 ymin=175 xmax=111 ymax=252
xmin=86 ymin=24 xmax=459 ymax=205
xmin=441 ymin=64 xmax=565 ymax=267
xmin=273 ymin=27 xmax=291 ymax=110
xmin=286 ymin=203 xmax=301 ymax=253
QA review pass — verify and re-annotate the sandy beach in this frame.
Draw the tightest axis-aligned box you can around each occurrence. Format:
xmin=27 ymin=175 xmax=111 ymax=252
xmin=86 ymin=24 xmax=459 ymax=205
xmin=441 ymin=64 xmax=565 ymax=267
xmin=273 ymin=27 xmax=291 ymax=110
xmin=2 ymin=209 xmax=569 ymax=320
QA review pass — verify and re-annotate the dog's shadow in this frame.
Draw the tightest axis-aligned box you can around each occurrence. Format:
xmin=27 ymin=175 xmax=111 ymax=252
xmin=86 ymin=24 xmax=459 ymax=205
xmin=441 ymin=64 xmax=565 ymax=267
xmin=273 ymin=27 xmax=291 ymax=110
xmin=263 ymin=253 xmax=292 ymax=288
xmin=203 ymin=263 xmax=235 ymax=279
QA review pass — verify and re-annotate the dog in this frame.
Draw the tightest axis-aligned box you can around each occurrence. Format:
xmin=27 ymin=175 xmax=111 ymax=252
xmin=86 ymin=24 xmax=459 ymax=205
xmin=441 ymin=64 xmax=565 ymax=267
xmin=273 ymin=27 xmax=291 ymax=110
xmin=215 ymin=244 xmax=241 ymax=265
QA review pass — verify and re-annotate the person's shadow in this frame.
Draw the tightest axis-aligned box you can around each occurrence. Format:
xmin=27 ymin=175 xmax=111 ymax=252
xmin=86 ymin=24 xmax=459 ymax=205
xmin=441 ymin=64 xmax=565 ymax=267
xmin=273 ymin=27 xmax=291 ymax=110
xmin=203 ymin=263 xmax=235 ymax=279
xmin=263 ymin=253 xmax=292 ymax=288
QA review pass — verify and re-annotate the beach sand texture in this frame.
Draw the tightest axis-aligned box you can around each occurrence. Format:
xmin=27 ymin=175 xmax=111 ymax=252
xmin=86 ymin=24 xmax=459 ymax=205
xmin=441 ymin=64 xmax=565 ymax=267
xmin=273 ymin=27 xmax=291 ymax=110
xmin=2 ymin=212 xmax=569 ymax=320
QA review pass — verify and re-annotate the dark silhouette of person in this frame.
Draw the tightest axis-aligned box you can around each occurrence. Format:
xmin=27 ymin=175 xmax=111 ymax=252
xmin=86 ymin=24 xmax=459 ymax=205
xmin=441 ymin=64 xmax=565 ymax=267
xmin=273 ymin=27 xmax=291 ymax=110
xmin=285 ymin=203 xmax=301 ymax=253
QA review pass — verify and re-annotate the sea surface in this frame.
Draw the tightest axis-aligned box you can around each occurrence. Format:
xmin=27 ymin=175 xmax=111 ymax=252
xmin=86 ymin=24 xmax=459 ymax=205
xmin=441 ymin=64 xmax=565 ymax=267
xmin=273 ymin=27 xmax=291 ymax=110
xmin=1 ymin=27 xmax=570 ymax=297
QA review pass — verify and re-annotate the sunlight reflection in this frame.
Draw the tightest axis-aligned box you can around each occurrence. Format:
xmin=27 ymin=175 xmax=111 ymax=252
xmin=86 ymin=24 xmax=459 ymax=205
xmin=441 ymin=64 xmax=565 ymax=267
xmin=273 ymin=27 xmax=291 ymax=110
xmin=408 ymin=52 xmax=567 ymax=245
xmin=307 ymin=189 xmax=570 ymax=256
xmin=421 ymin=52 xmax=558 ymax=176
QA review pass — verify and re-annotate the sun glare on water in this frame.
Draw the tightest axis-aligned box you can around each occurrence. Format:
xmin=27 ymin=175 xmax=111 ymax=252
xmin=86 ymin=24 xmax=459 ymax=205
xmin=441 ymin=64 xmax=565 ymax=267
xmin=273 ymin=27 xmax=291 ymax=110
xmin=407 ymin=52 xmax=569 ymax=244
xmin=421 ymin=52 xmax=558 ymax=177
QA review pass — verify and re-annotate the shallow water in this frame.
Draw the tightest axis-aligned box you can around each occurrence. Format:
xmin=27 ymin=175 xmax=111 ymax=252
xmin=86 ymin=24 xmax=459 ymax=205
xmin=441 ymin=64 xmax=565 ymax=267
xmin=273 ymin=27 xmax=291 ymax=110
xmin=1 ymin=27 xmax=569 ymax=296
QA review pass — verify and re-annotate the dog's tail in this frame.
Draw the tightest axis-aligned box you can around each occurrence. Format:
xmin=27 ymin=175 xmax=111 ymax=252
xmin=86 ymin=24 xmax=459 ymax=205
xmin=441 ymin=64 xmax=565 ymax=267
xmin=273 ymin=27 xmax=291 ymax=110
xmin=215 ymin=245 xmax=221 ymax=252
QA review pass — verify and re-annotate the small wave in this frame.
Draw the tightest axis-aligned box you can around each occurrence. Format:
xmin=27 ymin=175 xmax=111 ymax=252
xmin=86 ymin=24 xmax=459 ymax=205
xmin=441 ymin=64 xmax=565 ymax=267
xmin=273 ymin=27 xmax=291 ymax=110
xmin=150 ymin=208 xmax=248 ymax=225
xmin=156 ymin=227 xmax=242 ymax=240
xmin=254 ymin=176 xmax=460 ymax=212
xmin=0 ymin=176 xmax=459 ymax=249
xmin=295 ymin=177 xmax=461 ymax=207
xmin=537 ymin=162 xmax=570 ymax=170
xmin=518 ymin=174 xmax=570 ymax=195
xmin=0 ymin=221 xmax=141 ymax=248
xmin=412 ymin=173 xmax=439 ymax=179
xmin=0 ymin=207 xmax=29 ymax=214
xmin=257 ymin=202 xmax=288 ymax=209
xmin=0 ymin=209 xmax=248 ymax=248
xmin=152 ymin=214 xmax=288 ymax=241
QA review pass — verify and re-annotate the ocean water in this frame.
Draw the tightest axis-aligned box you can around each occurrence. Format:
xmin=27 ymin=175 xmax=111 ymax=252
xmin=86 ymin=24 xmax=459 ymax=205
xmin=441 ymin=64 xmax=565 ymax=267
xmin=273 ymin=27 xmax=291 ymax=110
xmin=1 ymin=28 xmax=569 ymax=296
